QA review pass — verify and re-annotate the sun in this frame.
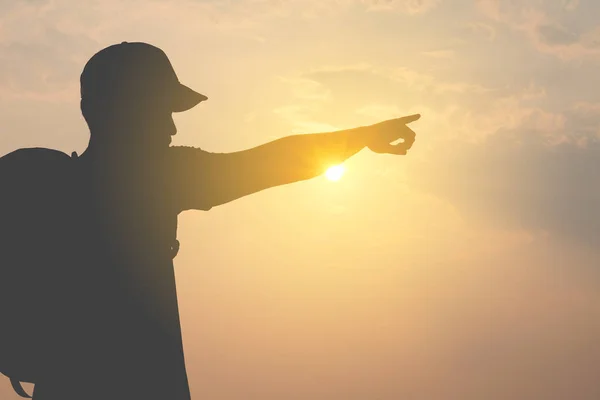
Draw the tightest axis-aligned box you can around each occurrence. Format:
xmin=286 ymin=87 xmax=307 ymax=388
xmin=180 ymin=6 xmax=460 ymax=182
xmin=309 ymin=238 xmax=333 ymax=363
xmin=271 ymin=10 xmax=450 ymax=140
xmin=325 ymin=165 xmax=345 ymax=181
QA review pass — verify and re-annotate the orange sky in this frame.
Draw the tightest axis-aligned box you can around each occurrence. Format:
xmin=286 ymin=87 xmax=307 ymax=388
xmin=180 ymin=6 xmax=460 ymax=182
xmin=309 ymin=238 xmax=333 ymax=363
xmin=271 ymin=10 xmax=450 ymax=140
xmin=2 ymin=0 xmax=600 ymax=399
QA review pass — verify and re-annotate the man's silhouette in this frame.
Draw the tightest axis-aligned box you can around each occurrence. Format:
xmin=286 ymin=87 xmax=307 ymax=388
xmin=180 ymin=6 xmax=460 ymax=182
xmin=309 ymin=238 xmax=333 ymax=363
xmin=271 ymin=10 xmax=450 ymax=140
xmin=23 ymin=42 xmax=419 ymax=399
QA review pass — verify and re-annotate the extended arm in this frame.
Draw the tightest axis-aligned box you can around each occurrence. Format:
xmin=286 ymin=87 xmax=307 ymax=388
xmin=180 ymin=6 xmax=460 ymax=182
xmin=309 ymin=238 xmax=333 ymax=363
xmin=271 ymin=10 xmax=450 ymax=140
xmin=216 ymin=127 xmax=368 ymax=198
xmin=174 ymin=114 xmax=420 ymax=211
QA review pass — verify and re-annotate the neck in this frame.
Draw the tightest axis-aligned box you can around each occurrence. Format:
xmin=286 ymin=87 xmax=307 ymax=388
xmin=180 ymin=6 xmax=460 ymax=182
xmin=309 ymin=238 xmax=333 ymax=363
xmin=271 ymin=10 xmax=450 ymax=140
xmin=82 ymin=132 xmax=167 ymax=166
xmin=81 ymin=131 xmax=134 ymax=163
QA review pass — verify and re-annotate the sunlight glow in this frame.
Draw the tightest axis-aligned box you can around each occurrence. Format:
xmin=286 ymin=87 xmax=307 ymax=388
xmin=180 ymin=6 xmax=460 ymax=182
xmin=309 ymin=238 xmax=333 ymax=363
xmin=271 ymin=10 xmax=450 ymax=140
xmin=325 ymin=165 xmax=345 ymax=181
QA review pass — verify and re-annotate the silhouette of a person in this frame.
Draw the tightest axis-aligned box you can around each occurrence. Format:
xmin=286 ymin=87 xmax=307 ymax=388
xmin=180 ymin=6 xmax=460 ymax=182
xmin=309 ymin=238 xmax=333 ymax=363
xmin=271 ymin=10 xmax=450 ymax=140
xmin=30 ymin=42 xmax=419 ymax=399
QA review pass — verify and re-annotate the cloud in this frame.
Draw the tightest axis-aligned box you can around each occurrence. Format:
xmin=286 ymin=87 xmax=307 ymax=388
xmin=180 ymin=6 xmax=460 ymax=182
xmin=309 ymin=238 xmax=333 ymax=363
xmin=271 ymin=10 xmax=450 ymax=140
xmin=0 ymin=30 xmax=95 ymax=101
xmin=0 ymin=0 xmax=447 ymax=100
xmin=273 ymin=104 xmax=341 ymax=133
xmin=563 ymin=0 xmax=579 ymax=11
xmin=421 ymin=49 xmax=455 ymax=59
xmin=0 ymin=1 xmax=100 ymax=100
xmin=272 ymin=62 xmax=490 ymax=138
xmin=536 ymin=24 xmax=578 ymax=46
xmin=304 ymin=64 xmax=490 ymax=97
xmin=361 ymin=0 xmax=441 ymax=14
xmin=531 ymin=25 xmax=600 ymax=60
xmin=466 ymin=21 xmax=496 ymax=40
xmin=355 ymin=103 xmax=402 ymax=119
xmin=276 ymin=77 xmax=332 ymax=101
xmin=475 ymin=0 xmax=600 ymax=60
xmin=407 ymin=104 xmax=600 ymax=249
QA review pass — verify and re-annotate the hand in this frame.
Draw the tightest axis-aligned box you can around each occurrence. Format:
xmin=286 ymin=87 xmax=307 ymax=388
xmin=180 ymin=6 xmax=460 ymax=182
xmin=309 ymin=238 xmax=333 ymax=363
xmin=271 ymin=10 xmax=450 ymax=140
xmin=365 ymin=114 xmax=420 ymax=155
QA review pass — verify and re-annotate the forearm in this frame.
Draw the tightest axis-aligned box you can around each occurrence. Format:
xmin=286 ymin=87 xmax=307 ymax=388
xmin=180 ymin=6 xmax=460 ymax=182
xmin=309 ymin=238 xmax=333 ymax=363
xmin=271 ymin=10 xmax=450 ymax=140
xmin=241 ymin=126 xmax=369 ymax=186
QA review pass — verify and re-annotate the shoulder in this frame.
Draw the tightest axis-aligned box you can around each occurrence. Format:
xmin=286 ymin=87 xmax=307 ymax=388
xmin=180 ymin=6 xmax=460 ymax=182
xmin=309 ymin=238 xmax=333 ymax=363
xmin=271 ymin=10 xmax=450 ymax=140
xmin=0 ymin=148 xmax=76 ymax=193
xmin=1 ymin=147 xmax=74 ymax=173
xmin=1 ymin=147 xmax=72 ymax=163
xmin=0 ymin=148 xmax=77 ymax=214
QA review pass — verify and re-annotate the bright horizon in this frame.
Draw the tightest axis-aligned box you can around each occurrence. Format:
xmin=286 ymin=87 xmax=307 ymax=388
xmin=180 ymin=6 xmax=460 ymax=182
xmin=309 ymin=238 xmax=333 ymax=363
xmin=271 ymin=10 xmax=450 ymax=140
xmin=2 ymin=1 xmax=600 ymax=399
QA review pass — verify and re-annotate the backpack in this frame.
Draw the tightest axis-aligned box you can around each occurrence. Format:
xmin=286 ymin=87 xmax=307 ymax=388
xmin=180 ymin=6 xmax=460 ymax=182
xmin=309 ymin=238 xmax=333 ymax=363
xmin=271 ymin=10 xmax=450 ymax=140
xmin=0 ymin=147 xmax=79 ymax=398
xmin=0 ymin=147 xmax=183 ymax=398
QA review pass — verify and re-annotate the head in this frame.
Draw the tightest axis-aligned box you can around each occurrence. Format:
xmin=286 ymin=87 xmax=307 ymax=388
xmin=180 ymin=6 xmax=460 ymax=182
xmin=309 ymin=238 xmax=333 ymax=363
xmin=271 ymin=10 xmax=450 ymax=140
xmin=80 ymin=42 xmax=207 ymax=154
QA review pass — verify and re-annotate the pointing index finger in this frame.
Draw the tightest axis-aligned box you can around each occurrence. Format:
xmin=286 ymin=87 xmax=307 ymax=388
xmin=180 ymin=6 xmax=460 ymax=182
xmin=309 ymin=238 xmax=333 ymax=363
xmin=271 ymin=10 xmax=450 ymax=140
xmin=399 ymin=114 xmax=421 ymax=124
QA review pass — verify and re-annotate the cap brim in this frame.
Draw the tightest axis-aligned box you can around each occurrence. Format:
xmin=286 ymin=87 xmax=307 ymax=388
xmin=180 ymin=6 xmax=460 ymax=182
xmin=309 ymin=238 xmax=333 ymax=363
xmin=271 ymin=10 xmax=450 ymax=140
xmin=172 ymin=83 xmax=208 ymax=112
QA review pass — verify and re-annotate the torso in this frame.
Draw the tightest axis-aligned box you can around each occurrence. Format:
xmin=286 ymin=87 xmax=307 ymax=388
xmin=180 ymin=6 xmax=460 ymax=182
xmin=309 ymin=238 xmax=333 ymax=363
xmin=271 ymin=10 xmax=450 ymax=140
xmin=34 ymin=150 xmax=191 ymax=400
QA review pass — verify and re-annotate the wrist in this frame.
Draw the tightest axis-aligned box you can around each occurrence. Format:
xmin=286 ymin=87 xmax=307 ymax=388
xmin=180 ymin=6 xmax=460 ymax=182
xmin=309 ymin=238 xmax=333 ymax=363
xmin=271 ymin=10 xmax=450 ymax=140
xmin=346 ymin=125 xmax=371 ymax=148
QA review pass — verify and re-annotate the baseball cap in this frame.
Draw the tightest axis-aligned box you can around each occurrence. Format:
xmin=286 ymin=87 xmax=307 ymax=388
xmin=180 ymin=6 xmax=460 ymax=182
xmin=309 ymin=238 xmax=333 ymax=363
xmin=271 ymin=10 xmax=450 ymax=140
xmin=80 ymin=42 xmax=207 ymax=112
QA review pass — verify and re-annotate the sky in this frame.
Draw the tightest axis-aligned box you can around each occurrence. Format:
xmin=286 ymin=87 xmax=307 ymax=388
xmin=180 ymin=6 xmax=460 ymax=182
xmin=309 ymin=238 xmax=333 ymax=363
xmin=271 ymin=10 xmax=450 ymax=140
xmin=2 ymin=0 xmax=600 ymax=399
